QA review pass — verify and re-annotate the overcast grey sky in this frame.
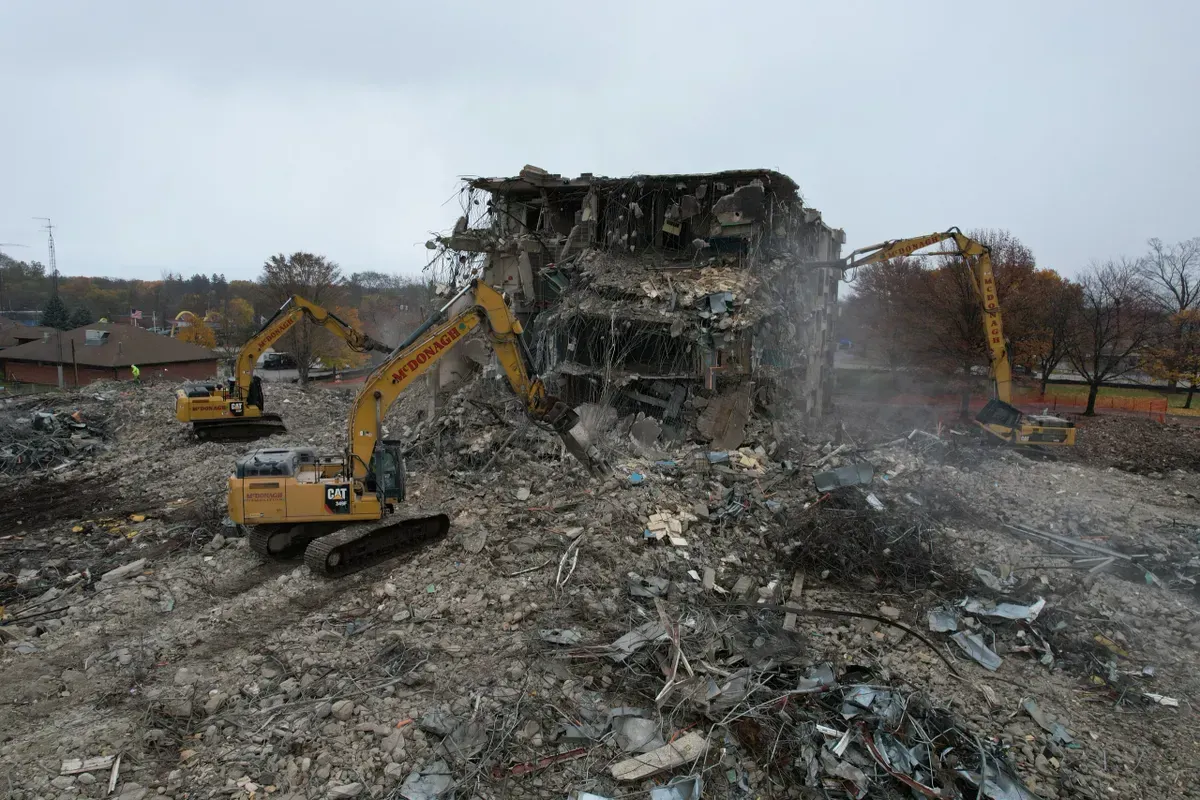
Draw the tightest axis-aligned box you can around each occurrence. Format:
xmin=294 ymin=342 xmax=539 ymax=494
xmin=1 ymin=1 xmax=1196 ymax=280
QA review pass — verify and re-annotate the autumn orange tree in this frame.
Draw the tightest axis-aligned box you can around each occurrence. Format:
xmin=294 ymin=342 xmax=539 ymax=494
xmin=311 ymin=306 xmax=371 ymax=370
xmin=1143 ymin=309 xmax=1200 ymax=408
xmin=1020 ymin=270 xmax=1080 ymax=394
xmin=177 ymin=319 xmax=217 ymax=349
xmin=844 ymin=229 xmax=1047 ymax=412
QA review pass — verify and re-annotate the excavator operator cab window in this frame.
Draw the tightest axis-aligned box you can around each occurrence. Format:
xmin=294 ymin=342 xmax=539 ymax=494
xmin=247 ymin=375 xmax=265 ymax=409
xmin=368 ymin=442 xmax=406 ymax=504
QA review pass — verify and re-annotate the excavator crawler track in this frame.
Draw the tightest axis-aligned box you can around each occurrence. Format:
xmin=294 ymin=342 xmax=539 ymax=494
xmin=249 ymin=525 xmax=312 ymax=559
xmin=304 ymin=512 xmax=450 ymax=578
xmin=193 ymin=414 xmax=287 ymax=442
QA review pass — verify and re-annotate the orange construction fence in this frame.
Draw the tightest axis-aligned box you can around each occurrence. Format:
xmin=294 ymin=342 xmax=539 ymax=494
xmin=882 ymin=392 xmax=1167 ymax=422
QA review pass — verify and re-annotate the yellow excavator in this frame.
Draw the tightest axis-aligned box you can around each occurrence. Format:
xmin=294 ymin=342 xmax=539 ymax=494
xmin=175 ymin=297 xmax=391 ymax=441
xmin=842 ymin=227 xmax=1076 ymax=446
xmin=228 ymin=280 xmax=598 ymax=577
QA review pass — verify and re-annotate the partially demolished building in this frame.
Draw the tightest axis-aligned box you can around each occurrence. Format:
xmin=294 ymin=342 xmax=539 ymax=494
xmin=434 ymin=166 xmax=844 ymax=444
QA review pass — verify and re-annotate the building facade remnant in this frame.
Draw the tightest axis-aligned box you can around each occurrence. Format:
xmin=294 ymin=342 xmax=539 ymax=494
xmin=432 ymin=166 xmax=844 ymax=436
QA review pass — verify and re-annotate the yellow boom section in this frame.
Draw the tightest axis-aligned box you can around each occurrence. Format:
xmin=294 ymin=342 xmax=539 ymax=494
xmin=843 ymin=228 xmax=1013 ymax=404
xmin=233 ymin=296 xmax=390 ymax=398
xmin=344 ymin=280 xmax=559 ymax=480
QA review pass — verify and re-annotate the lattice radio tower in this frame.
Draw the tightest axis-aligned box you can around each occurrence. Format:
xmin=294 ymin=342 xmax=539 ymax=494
xmin=34 ymin=217 xmax=57 ymax=293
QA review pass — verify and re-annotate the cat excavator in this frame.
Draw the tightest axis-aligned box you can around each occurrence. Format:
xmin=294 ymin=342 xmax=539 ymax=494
xmin=842 ymin=228 xmax=1076 ymax=446
xmin=176 ymin=297 xmax=391 ymax=441
xmin=228 ymin=280 xmax=600 ymax=577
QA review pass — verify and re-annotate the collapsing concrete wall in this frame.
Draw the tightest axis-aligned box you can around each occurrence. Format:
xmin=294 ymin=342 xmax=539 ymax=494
xmin=429 ymin=166 xmax=844 ymax=444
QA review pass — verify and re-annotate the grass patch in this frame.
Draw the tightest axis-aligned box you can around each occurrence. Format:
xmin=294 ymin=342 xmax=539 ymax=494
xmin=1039 ymin=382 xmax=1199 ymax=415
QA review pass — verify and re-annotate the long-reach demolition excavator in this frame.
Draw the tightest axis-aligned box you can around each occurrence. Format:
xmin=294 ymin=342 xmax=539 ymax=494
xmin=841 ymin=228 xmax=1076 ymax=446
xmin=175 ymin=297 xmax=391 ymax=441
xmin=228 ymin=280 xmax=599 ymax=577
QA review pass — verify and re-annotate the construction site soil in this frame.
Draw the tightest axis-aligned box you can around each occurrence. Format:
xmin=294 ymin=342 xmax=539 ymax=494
xmin=1 ymin=381 xmax=1197 ymax=800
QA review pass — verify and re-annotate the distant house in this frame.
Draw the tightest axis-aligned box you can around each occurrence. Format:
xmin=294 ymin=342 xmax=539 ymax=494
xmin=0 ymin=322 xmax=218 ymax=387
xmin=0 ymin=318 xmax=57 ymax=351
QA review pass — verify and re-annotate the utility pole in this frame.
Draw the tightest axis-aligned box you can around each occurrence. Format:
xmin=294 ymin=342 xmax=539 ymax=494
xmin=34 ymin=217 xmax=57 ymax=294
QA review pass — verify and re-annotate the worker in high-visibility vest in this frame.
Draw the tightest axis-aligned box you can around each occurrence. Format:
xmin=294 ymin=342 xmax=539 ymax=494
xmin=131 ymin=364 xmax=141 ymax=383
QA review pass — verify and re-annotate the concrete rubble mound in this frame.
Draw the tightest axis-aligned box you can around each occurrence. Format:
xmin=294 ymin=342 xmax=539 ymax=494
xmin=0 ymin=372 xmax=1197 ymax=799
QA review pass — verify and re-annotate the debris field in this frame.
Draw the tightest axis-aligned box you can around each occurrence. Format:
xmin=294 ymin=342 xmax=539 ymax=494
xmin=1 ymin=375 xmax=1198 ymax=800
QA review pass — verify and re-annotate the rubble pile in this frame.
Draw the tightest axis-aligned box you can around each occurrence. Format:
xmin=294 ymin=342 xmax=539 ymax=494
xmin=0 ymin=392 xmax=113 ymax=474
xmin=1 ymin=374 xmax=1199 ymax=800
xmin=1069 ymin=415 xmax=1200 ymax=475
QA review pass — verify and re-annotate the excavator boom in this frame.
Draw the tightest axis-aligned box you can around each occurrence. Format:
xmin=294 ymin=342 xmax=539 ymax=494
xmin=229 ymin=279 xmax=599 ymax=578
xmin=345 ymin=280 xmax=591 ymax=479
xmin=176 ymin=296 xmax=391 ymax=441
xmin=842 ymin=228 xmax=1073 ymax=446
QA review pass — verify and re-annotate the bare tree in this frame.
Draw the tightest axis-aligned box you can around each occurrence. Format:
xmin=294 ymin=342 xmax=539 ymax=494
xmin=1142 ymin=237 xmax=1200 ymax=313
xmin=1065 ymin=259 xmax=1162 ymax=415
xmin=259 ymin=252 xmax=345 ymax=386
xmin=1141 ymin=236 xmax=1200 ymax=393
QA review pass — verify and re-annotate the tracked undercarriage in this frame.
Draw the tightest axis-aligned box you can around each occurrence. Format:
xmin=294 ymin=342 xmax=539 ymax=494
xmin=247 ymin=510 xmax=449 ymax=578
xmin=192 ymin=413 xmax=287 ymax=442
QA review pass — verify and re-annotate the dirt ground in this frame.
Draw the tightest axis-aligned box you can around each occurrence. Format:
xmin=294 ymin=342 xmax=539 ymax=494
xmin=1 ymin=380 xmax=1197 ymax=800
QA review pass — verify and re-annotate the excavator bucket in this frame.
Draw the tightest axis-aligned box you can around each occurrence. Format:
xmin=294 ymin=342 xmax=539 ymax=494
xmin=543 ymin=400 xmax=607 ymax=475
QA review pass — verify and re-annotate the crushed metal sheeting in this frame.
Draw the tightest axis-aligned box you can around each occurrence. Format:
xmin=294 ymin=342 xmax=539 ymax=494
xmin=952 ymin=631 xmax=1004 ymax=671
xmin=812 ymin=462 xmax=874 ymax=492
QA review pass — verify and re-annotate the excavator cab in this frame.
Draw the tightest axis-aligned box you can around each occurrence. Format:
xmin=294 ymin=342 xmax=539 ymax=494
xmin=976 ymin=398 xmax=1076 ymax=446
xmin=367 ymin=442 xmax=406 ymax=504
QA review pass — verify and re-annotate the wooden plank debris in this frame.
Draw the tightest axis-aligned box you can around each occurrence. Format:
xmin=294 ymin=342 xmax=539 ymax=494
xmin=108 ymin=754 xmax=122 ymax=794
xmin=783 ymin=572 xmax=805 ymax=632
xmin=60 ymin=756 xmax=116 ymax=775
xmin=610 ymin=731 xmax=708 ymax=781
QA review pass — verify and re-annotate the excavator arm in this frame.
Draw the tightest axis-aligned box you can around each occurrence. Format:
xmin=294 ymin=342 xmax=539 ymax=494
xmin=233 ymin=296 xmax=391 ymax=399
xmin=345 ymin=280 xmax=596 ymax=480
xmin=843 ymin=227 xmax=1012 ymax=404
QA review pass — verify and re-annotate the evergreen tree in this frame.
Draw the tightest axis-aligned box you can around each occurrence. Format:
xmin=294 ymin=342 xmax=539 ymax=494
xmin=41 ymin=294 xmax=71 ymax=330
xmin=68 ymin=306 xmax=94 ymax=328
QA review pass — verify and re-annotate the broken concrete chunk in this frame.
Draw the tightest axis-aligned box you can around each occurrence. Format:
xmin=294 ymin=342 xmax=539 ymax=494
xmin=538 ymin=628 xmax=583 ymax=645
xmin=399 ymin=759 xmax=454 ymax=800
xmin=627 ymin=575 xmax=670 ymax=598
xmin=631 ymin=416 xmax=662 ymax=447
xmin=419 ymin=709 xmax=457 ymax=737
xmin=440 ymin=721 xmax=488 ymax=760
xmin=611 ymin=716 xmax=665 ymax=753
xmin=1021 ymin=697 xmax=1074 ymax=744
xmin=696 ymin=384 xmax=751 ymax=451
xmin=100 ymin=558 xmax=147 ymax=583
xmin=712 ymin=180 xmax=766 ymax=226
